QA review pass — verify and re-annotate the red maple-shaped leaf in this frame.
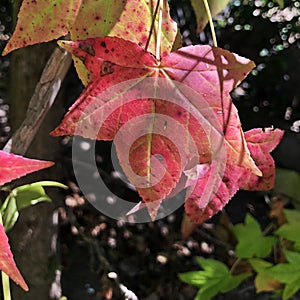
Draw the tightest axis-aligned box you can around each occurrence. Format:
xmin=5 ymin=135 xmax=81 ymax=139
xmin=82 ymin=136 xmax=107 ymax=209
xmin=240 ymin=128 xmax=284 ymax=191
xmin=0 ymin=224 xmax=28 ymax=291
xmin=51 ymin=36 xmax=264 ymax=220
xmin=0 ymin=150 xmax=54 ymax=186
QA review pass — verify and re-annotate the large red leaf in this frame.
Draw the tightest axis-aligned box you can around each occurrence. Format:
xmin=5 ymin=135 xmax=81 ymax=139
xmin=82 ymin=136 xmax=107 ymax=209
xmin=51 ymin=36 xmax=264 ymax=220
xmin=0 ymin=224 xmax=28 ymax=291
xmin=0 ymin=151 xmax=54 ymax=186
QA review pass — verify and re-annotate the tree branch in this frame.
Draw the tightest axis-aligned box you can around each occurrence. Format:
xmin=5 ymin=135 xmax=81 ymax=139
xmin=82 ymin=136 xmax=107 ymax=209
xmin=3 ymin=47 xmax=72 ymax=156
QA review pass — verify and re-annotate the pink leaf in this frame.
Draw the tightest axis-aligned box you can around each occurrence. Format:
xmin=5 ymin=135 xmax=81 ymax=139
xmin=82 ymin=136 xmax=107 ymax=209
xmin=240 ymin=128 xmax=284 ymax=190
xmin=185 ymin=164 xmax=245 ymax=224
xmin=0 ymin=150 xmax=54 ymax=186
xmin=0 ymin=224 xmax=28 ymax=291
xmin=51 ymin=37 xmax=266 ymax=220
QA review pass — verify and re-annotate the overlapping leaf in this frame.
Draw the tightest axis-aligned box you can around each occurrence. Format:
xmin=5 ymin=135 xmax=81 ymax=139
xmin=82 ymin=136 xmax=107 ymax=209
xmin=241 ymin=128 xmax=284 ymax=191
xmin=51 ymin=36 xmax=266 ymax=220
xmin=179 ymin=257 xmax=251 ymax=300
xmin=0 ymin=224 xmax=28 ymax=291
xmin=190 ymin=0 xmax=230 ymax=34
xmin=0 ymin=150 xmax=54 ymax=291
xmin=0 ymin=151 xmax=54 ymax=186
xmin=270 ymin=250 xmax=300 ymax=300
xmin=3 ymin=0 xmax=178 ymax=84
xmin=249 ymin=259 xmax=280 ymax=293
xmin=184 ymin=127 xmax=283 ymax=225
xmin=2 ymin=0 xmax=82 ymax=55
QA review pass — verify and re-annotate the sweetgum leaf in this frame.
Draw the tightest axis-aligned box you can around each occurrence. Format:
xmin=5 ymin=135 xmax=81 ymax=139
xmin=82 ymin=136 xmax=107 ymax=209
xmin=52 ymin=36 xmax=281 ymax=222
xmin=71 ymin=0 xmax=177 ymax=84
xmin=232 ymin=214 xmax=277 ymax=258
xmin=2 ymin=0 xmax=82 ymax=55
xmin=0 ymin=150 xmax=54 ymax=186
xmin=0 ymin=224 xmax=28 ymax=291
xmin=3 ymin=0 xmax=178 ymax=86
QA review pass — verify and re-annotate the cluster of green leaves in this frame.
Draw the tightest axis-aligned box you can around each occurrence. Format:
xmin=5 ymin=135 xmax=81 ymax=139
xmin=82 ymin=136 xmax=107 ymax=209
xmin=179 ymin=210 xmax=300 ymax=300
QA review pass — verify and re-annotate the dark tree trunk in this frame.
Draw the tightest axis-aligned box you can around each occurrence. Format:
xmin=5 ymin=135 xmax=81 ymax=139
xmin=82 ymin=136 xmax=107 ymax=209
xmin=7 ymin=1 xmax=66 ymax=299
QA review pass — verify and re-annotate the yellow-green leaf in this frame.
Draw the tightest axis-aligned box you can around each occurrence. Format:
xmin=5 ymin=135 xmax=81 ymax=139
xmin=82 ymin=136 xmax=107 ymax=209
xmin=190 ymin=0 xmax=230 ymax=34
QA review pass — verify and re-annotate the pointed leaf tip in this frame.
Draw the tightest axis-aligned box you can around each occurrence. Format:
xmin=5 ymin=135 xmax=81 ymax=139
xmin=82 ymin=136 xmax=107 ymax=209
xmin=0 ymin=150 xmax=54 ymax=186
xmin=0 ymin=225 xmax=29 ymax=291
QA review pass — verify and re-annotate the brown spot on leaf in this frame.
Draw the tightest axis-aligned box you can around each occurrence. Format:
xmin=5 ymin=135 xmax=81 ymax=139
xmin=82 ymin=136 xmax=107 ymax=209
xmin=79 ymin=43 xmax=95 ymax=56
xmin=100 ymin=61 xmax=115 ymax=76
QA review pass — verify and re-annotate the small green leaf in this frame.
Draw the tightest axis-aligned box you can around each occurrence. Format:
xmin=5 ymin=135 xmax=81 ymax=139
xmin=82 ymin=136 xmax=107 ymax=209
xmin=270 ymin=251 xmax=300 ymax=299
xmin=284 ymin=250 xmax=300 ymax=264
xmin=249 ymin=259 xmax=279 ymax=292
xmin=0 ymin=181 xmax=67 ymax=231
xmin=232 ymin=214 xmax=277 ymax=258
xmin=275 ymin=168 xmax=300 ymax=208
xmin=283 ymin=209 xmax=300 ymax=224
xmin=190 ymin=0 xmax=230 ymax=34
xmin=194 ymin=277 xmax=230 ymax=300
xmin=275 ymin=0 xmax=284 ymax=9
xmin=0 ymin=195 xmax=19 ymax=233
xmin=275 ymin=223 xmax=300 ymax=245
xmin=178 ymin=271 xmax=207 ymax=287
xmin=221 ymin=272 xmax=252 ymax=293
xmin=283 ymin=278 xmax=299 ymax=300
xmin=180 ymin=258 xmax=249 ymax=300
xmin=196 ymin=257 xmax=229 ymax=275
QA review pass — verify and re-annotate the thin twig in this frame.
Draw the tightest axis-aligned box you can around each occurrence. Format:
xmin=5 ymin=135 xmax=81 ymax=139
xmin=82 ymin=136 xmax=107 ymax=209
xmin=3 ymin=47 xmax=72 ymax=156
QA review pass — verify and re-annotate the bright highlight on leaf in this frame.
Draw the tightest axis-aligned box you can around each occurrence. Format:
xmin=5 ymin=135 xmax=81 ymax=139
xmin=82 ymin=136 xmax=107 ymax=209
xmin=179 ymin=257 xmax=251 ymax=300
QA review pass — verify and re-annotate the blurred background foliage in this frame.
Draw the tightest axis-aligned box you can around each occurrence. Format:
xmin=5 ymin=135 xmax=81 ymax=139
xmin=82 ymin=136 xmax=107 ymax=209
xmin=171 ymin=0 xmax=300 ymax=130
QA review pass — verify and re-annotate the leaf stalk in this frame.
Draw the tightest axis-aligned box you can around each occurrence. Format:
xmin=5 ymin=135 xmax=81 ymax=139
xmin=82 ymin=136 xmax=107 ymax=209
xmin=203 ymin=0 xmax=218 ymax=47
